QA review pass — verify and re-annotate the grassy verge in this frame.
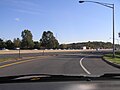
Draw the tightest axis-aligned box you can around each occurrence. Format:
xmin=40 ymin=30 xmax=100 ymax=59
xmin=103 ymin=52 xmax=120 ymax=64
xmin=0 ymin=58 xmax=19 ymax=63
xmin=0 ymin=56 xmax=46 ymax=63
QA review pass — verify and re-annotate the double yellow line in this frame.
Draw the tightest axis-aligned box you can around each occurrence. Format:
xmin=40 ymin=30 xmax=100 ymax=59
xmin=0 ymin=59 xmax=33 ymax=69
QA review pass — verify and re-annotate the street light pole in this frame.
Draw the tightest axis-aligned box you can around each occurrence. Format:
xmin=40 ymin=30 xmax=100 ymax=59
xmin=113 ymin=4 xmax=115 ymax=57
xmin=79 ymin=1 xmax=115 ymax=58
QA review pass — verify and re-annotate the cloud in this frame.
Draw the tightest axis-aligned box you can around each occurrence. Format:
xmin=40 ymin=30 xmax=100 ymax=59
xmin=12 ymin=0 xmax=38 ymax=7
xmin=15 ymin=18 xmax=20 ymax=22
xmin=3 ymin=0 xmax=39 ymax=7
xmin=3 ymin=0 xmax=46 ymax=15
xmin=17 ymin=9 xmax=37 ymax=15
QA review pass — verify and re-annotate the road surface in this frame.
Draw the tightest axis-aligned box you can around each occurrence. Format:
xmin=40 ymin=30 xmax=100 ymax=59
xmin=0 ymin=51 xmax=120 ymax=76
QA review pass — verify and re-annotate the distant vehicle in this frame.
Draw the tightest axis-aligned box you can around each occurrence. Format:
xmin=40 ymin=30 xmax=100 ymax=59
xmin=96 ymin=48 xmax=100 ymax=51
xmin=0 ymin=48 xmax=5 ymax=50
xmin=34 ymin=49 xmax=38 ymax=50
xmin=15 ymin=48 xmax=20 ymax=50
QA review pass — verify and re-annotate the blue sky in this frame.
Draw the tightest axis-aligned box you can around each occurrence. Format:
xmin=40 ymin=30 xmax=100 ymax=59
xmin=0 ymin=0 xmax=120 ymax=44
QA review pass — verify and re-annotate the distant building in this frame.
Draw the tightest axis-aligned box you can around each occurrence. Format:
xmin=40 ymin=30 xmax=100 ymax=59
xmin=82 ymin=46 xmax=87 ymax=50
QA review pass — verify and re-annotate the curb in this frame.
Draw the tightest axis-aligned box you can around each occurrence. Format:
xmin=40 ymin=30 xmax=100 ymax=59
xmin=102 ymin=57 xmax=120 ymax=69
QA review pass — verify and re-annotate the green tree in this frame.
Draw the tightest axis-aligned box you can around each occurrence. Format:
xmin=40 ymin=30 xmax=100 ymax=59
xmin=5 ymin=40 xmax=14 ymax=49
xmin=13 ymin=38 xmax=21 ymax=48
xmin=21 ymin=30 xmax=34 ymax=49
xmin=40 ymin=31 xmax=59 ymax=49
xmin=0 ymin=38 xmax=6 ymax=49
xmin=59 ymin=44 xmax=68 ymax=49
xmin=34 ymin=41 xmax=41 ymax=49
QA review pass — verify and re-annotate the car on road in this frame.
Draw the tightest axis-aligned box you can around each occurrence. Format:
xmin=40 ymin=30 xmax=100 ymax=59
xmin=96 ymin=48 xmax=100 ymax=51
xmin=0 ymin=73 xmax=120 ymax=90
xmin=1 ymin=0 xmax=120 ymax=90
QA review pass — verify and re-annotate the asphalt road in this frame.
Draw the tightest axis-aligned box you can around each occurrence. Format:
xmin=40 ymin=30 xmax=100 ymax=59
xmin=0 ymin=51 xmax=120 ymax=76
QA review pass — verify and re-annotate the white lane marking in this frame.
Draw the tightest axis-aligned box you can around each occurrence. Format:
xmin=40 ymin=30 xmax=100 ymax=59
xmin=80 ymin=57 xmax=91 ymax=75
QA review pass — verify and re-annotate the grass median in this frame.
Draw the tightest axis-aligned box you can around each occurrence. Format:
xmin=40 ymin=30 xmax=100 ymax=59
xmin=0 ymin=57 xmax=19 ymax=62
xmin=103 ymin=52 xmax=120 ymax=64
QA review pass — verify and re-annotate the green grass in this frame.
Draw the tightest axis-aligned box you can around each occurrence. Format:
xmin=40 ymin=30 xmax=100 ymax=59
xmin=103 ymin=53 xmax=120 ymax=64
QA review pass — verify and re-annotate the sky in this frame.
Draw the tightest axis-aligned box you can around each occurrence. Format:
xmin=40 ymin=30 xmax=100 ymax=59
xmin=0 ymin=0 xmax=120 ymax=44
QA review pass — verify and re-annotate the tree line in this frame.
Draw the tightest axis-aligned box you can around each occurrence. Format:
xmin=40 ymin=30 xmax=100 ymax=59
xmin=60 ymin=41 xmax=114 ymax=49
xmin=0 ymin=30 xmax=59 ymax=50
xmin=0 ymin=29 xmax=118 ymax=50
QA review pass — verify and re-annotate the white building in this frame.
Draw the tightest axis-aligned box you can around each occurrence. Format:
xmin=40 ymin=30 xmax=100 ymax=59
xmin=82 ymin=46 xmax=87 ymax=50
